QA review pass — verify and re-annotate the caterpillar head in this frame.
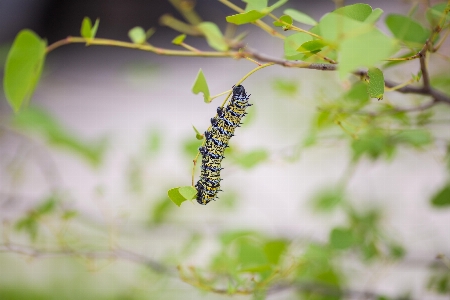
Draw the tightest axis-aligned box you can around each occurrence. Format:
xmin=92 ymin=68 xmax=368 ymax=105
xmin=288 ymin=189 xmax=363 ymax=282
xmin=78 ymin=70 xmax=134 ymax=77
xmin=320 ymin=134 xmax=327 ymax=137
xmin=232 ymin=85 xmax=246 ymax=96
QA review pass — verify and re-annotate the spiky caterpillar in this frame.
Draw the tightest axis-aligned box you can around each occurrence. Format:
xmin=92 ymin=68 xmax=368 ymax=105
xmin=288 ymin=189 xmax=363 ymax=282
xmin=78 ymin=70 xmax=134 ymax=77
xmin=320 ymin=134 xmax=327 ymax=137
xmin=195 ymin=85 xmax=251 ymax=205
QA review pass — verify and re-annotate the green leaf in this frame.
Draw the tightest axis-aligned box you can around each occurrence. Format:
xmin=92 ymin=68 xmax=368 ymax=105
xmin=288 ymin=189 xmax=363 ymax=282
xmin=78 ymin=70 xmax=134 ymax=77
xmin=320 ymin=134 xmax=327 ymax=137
xmin=128 ymin=26 xmax=147 ymax=44
xmin=431 ymin=184 xmax=450 ymax=207
xmin=168 ymin=187 xmax=191 ymax=207
xmin=296 ymin=39 xmax=329 ymax=54
xmin=144 ymin=129 xmax=162 ymax=155
xmin=367 ymin=68 xmax=384 ymax=100
xmin=196 ymin=22 xmax=228 ymax=51
xmin=329 ymin=227 xmax=355 ymax=250
xmin=179 ymin=186 xmax=197 ymax=200
xmin=3 ymin=30 xmax=46 ymax=112
xmin=284 ymin=33 xmax=312 ymax=59
xmin=192 ymin=69 xmax=210 ymax=102
xmin=36 ymin=196 xmax=58 ymax=215
xmin=13 ymin=107 xmax=106 ymax=166
xmin=237 ymin=239 xmax=269 ymax=272
xmin=426 ymin=3 xmax=450 ymax=27
xmin=364 ymin=8 xmax=384 ymax=24
xmin=283 ymin=8 xmax=317 ymax=26
xmin=182 ymin=138 xmax=202 ymax=157
xmin=172 ymin=34 xmax=186 ymax=45
xmin=311 ymin=187 xmax=344 ymax=212
xmin=273 ymin=15 xmax=293 ymax=29
xmin=272 ymin=78 xmax=298 ymax=96
xmin=351 ymin=130 xmax=395 ymax=161
xmin=334 ymin=3 xmax=373 ymax=22
xmin=226 ymin=10 xmax=266 ymax=25
xmin=80 ymin=17 xmax=93 ymax=38
xmin=385 ymin=14 xmax=430 ymax=44
xmin=263 ymin=240 xmax=288 ymax=264
xmin=145 ymin=28 xmax=156 ymax=40
xmin=233 ymin=149 xmax=268 ymax=169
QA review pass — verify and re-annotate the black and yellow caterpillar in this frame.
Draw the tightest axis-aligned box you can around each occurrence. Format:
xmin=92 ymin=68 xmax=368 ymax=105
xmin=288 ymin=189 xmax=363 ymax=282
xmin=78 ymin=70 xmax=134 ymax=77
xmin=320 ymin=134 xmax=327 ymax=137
xmin=195 ymin=85 xmax=251 ymax=205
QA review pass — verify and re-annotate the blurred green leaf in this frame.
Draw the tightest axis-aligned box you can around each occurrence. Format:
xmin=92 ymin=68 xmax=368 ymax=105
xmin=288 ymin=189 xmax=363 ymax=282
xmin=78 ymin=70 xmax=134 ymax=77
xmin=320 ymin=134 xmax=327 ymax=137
xmin=431 ymin=184 xmax=450 ymax=207
xmin=265 ymin=0 xmax=288 ymax=13
xmin=182 ymin=138 xmax=202 ymax=157
xmin=192 ymin=68 xmax=210 ymax=102
xmin=168 ymin=187 xmax=190 ymax=207
xmin=146 ymin=27 xmax=156 ymax=40
xmin=284 ymin=33 xmax=312 ymax=59
xmin=13 ymin=107 xmax=107 ymax=166
xmin=367 ymin=68 xmax=384 ymax=100
xmin=196 ymin=22 xmax=228 ymax=51
xmin=263 ymin=240 xmax=288 ymax=265
xmin=91 ymin=18 xmax=100 ymax=38
xmin=4 ymin=30 xmax=46 ymax=112
xmin=385 ymin=14 xmax=430 ymax=45
xmin=351 ymin=130 xmax=395 ymax=161
xmin=334 ymin=3 xmax=373 ymax=22
xmin=15 ymin=217 xmax=38 ymax=241
xmin=426 ymin=3 xmax=450 ymax=27
xmin=330 ymin=227 xmax=355 ymax=250
xmin=232 ymin=149 xmax=268 ymax=169
xmin=343 ymin=81 xmax=369 ymax=107
xmin=151 ymin=196 xmax=174 ymax=224
xmin=272 ymin=78 xmax=298 ymax=97
xmin=395 ymin=130 xmax=432 ymax=147
xmin=311 ymin=187 xmax=344 ymax=212
xmin=128 ymin=26 xmax=147 ymax=44
xmin=237 ymin=239 xmax=269 ymax=272
xmin=389 ymin=244 xmax=406 ymax=259
xmin=283 ymin=8 xmax=317 ymax=26
xmin=36 ymin=196 xmax=58 ymax=215
xmin=145 ymin=129 xmax=162 ymax=155
xmin=172 ymin=34 xmax=186 ymax=45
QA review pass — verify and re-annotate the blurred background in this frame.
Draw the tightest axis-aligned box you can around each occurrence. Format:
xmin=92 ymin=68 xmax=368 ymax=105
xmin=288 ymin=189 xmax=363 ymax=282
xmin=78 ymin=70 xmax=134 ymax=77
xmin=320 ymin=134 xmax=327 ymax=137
xmin=0 ymin=0 xmax=449 ymax=299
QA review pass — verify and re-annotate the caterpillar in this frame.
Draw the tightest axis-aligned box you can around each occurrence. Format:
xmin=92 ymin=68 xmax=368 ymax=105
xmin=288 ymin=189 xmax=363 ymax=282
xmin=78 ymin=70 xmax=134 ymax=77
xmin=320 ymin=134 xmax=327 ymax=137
xmin=195 ymin=85 xmax=251 ymax=205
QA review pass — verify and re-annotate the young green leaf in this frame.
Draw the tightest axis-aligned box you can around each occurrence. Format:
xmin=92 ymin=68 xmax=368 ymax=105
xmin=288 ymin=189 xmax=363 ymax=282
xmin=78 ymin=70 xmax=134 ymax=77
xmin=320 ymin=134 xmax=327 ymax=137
xmin=430 ymin=184 xmax=450 ymax=208
xmin=172 ymin=34 xmax=187 ymax=45
xmin=81 ymin=17 xmax=93 ymax=38
xmin=385 ymin=14 xmax=430 ymax=44
xmin=196 ymin=22 xmax=228 ymax=51
xmin=367 ymin=67 xmax=384 ymax=100
xmin=4 ymin=30 xmax=46 ymax=112
xmin=311 ymin=187 xmax=344 ymax=212
xmin=168 ymin=187 xmax=190 ymax=207
xmin=128 ymin=26 xmax=147 ymax=44
xmin=243 ymin=0 xmax=268 ymax=12
xmin=179 ymin=186 xmax=197 ymax=200
xmin=192 ymin=125 xmax=204 ymax=140
xmin=265 ymin=0 xmax=288 ymax=13
xmin=283 ymin=8 xmax=317 ymax=26
xmin=232 ymin=149 xmax=268 ymax=169
xmin=192 ymin=69 xmax=210 ymax=102
xmin=91 ymin=18 xmax=100 ymax=38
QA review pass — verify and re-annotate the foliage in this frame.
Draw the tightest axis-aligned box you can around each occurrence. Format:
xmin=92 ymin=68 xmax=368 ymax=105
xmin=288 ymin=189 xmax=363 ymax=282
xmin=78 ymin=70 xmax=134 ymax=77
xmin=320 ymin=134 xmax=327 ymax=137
xmin=1 ymin=0 xmax=450 ymax=299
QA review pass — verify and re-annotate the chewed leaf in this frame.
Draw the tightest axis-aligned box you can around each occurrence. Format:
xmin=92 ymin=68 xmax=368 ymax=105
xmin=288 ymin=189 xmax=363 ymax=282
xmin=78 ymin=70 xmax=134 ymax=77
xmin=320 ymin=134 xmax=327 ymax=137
xmin=192 ymin=69 xmax=210 ymax=102
xmin=168 ymin=187 xmax=192 ymax=207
